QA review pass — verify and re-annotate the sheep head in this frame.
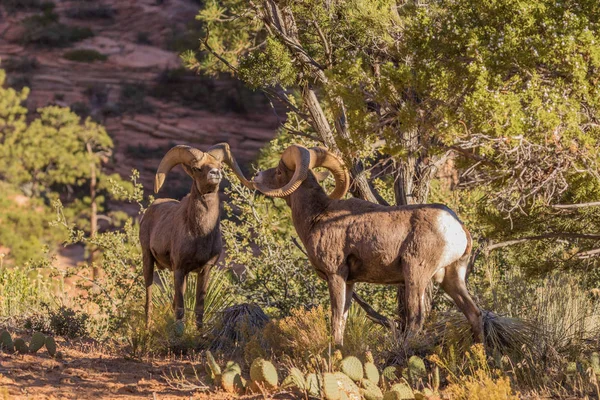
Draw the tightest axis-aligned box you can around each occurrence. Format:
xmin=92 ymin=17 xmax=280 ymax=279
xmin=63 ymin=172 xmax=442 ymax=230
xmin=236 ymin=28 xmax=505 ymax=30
xmin=154 ymin=143 xmax=253 ymax=194
xmin=252 ymin=145 xmax=350 ymax=199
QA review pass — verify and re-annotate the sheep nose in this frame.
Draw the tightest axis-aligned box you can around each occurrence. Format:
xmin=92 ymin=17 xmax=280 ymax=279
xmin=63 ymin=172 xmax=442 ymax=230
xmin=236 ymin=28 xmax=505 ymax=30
xmin=208 ymin=168 xmax=221 ymax=179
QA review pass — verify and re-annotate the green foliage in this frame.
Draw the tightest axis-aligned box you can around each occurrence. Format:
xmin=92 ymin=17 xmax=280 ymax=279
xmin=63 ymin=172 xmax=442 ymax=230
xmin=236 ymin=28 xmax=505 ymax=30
xmin=63 ymin=49 xmax=108 ymax=63
xmin=239 ymin=37 xmax=297 ymax=89
xmin=118 ymin=83 xmax=153 ymax=114
xmin=24 ymin=305 xmax=89 ymax=338
xmin=65 ymin=5 xmax=115 ymax=19
xmin=21 ymin=10 xmax=94 ymax=47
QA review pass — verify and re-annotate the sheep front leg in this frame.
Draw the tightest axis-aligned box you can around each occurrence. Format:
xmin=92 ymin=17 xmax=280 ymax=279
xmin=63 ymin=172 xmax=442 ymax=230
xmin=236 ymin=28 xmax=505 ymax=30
xmin=328 ymin=273 xmax=347 ymax=347
xmin=341 ymin=282 xmax=354 ymax=336
xmin=195 ymin=257 xmax=216 ymax=330
xmin=173 ymin=269 xmax=186 ymax=322
xmin=143 ymin=250 xmax=155 ymax=329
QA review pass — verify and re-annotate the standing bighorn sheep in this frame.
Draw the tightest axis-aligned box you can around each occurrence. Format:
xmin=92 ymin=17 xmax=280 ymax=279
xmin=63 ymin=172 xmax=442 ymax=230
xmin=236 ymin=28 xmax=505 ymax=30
xmin=140 ymin=143 xmax=252 ymax=329
xmin=252 ymin=145 xmax=483 ymax=346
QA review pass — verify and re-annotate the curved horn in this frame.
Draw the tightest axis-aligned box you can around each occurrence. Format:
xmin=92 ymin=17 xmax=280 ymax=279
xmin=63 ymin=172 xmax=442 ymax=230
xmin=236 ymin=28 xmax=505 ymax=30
xmin=206 ymin=143 xmax=254 ymax=189
xmin=253 ymin=145 xmax=312 ymax=197
xmin=308 ymin=147 xmax=349 ymax=199
xmin=154 ymin=145 xmax=205 ymax=193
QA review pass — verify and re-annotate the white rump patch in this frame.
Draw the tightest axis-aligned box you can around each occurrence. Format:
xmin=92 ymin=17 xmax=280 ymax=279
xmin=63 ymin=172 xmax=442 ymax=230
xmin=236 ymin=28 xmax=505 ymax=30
xmin=436 ymin=211 xmax=468 ymax=269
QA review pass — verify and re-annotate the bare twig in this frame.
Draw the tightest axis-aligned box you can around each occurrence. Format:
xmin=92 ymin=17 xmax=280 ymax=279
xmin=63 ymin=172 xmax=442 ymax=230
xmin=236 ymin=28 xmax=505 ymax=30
xmin=552 ymin=202 xmax=600 ymax=210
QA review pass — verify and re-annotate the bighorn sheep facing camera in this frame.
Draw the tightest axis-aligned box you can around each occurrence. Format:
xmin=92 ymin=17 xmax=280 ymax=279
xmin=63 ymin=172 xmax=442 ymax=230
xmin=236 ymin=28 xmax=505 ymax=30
xmin=252 ymin=145 xmax=482 ymax=345
xmin=140 ymin=143 xmax=252 ymax=330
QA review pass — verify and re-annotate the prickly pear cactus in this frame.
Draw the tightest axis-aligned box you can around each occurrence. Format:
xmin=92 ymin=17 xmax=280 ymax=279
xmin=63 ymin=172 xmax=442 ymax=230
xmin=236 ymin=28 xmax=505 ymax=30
xmin=281 ymin=367 xmax=306 ymax=391
xmin=360 ymin=378 xmax=384 ymax=400
xmin=432 ymin=365 xmax=440 ymax=392
xmin=45 ymin=336 xmax=57 ymax=357
xmin=306 ymin=373 xmax=321 ymax=397
xmin=364 ymin=361 xmax=380 ymax=385
xmin=225 ymin=361 xmax=241 ymax=374
xmin=340 ymin=356 xmax=364 ymax=382
xmin=382 ymin=365 xmax=400 ymax=386
xmin=14 ymin=338 xmax=28 ymax=354
xmin=29 ymin=332 xmax=46 ymax=353
xmin=334 ymin=372 xmax=361 ymax=399
xmin=323 ymin=372 xmax=342 ymax=400
xmin=384 ymin=382 xmax=415 ymax=400
xmin=0 ymin=330 xmax=14 ymax=352
xmin=204 ymin=350 xmax=221 ymax=384
xmin=407 ymin=356 xmax=426 ymax=385
xmin=250 ymin=357 xmax=278 ymax=389
xmin=591 ymin=352 xmax=600 ymax=375
xmin=221 ymin=369 xmax=246 ymax=394
xmin=333 ymin=349 xmax=343 ymax=366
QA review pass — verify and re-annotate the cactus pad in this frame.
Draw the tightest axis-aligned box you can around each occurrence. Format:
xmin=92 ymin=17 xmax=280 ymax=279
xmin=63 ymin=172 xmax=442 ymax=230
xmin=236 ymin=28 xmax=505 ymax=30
xmin=382 ymin=365 xmax=400 ymax=385
xmin=407 ymin=356 xmax=426 ymax=384
xmin=204 ymin=350 xmax=221 ymax=384
xmin=340 ymin=356 xmax=364 ymax=382
xmin=29 ymin=332 xmax=46 ymax=353
xmin=14 ymin=338 xmax=28 ymax=354
xmin=364 ymin=361 xmax=380 ymax=385
xmin=225 ymin=361 xmax=242 ymax=374
xmin=323 ymin=373 xmax=342 ymax=400
xmin=250 ymin=357 xmax=278 ymax=389
xmin=384 ymin=382 xmax=415 ymax=400
xmin=361 ymin=378 xmax=384 ymax=400
xmin=281 ymin=367 xmax=306 ymax=391
xmin=45 ymin=336 xmax=57 ymax=357
xmin=306 ymin=373 xmax=321 ymax=397
xmin=221 ymin=369 xmax=245 ymax=394
xmin=0 ymin=330 xmax=14 ymax=352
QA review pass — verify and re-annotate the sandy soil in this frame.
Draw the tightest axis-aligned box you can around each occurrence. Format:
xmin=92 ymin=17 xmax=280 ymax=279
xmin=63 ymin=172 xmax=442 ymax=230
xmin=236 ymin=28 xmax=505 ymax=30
xmin=0 ymin=341 xmax=245 ymax=400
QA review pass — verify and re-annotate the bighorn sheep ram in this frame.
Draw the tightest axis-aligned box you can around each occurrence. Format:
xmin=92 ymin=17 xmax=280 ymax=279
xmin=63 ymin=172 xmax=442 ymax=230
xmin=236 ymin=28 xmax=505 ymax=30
xmin=252 ymin=145 xmax=483 ymax=346
xmin=140 ymin=143 xmax=252 ymax=329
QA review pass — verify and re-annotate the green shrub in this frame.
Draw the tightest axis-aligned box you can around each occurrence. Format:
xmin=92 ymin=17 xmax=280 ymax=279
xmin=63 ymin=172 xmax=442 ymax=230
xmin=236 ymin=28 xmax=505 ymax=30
xmin=21 ymin=11 xmax=94 ymax=47
xmin=136 ymin=32 xmax=152 ymax=45
xmin=63 ymin=49 xmax=107 ymax=63
xmin=24 ymin=305 xmax=89 ymax=338
xmin=65 ymin=5 xmax=115 ymax=19
xmin=118 ymin=83 xmax=153 ymax=114
xmin=2 ymin=0 xmax=54 ymax=13
xmin=2 ymin=57 xmax=39 ymax=73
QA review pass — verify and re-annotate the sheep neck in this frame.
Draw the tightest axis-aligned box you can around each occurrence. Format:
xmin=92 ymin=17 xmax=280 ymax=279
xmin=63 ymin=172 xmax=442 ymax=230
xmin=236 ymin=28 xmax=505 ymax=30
xmin=185 ymin=182 xmax=220 ymax=236
xmin=288 ymin=177 xmax=331 ymax=242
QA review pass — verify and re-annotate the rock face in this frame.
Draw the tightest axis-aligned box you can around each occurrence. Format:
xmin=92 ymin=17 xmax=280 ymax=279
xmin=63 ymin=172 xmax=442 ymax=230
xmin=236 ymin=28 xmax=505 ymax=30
xmin=0 ymin=0 xmax=279 ymax=193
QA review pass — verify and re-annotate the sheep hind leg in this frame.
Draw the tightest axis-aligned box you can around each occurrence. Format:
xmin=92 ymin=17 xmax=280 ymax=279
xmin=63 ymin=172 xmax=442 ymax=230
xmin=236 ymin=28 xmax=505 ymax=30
xmin=440 ymin=259 xmax=483 ymax=343
xmin=402 ymin=262 xmax=429 ymax=338
xmin=328 ymin=273 xmax=348 ymax=347
xmin=143 ymin=251 xmax=155 ymax=329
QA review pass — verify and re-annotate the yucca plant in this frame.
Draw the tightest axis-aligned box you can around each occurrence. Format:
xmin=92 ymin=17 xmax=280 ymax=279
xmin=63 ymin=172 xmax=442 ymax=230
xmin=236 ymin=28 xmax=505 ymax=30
xmin=152 ymin=266 xmax=234 ymax=332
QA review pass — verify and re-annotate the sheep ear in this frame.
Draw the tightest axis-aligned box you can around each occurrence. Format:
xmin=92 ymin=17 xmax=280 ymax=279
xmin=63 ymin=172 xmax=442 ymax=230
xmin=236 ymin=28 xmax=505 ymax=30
xmin=181 ymin=164 xmax=194 ymax=178
xmin=313 ymin=170 xmax=330 ymax=183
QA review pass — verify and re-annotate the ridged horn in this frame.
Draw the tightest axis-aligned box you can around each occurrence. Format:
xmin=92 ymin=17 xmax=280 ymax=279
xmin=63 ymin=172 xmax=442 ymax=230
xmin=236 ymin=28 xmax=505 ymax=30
xmin=253 ymin=145 xmax=312 ymax=197
xmin=308 ymin=147 xmax=349 ymax=199
xmin=206 ymin=143 xmax=254 ymax=189
xmin=154 ymin=145 xmax=205 ymax=193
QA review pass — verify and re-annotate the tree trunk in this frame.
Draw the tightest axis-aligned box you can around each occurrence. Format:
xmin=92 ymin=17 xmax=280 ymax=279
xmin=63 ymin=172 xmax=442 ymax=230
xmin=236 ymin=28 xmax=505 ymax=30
xmin=393 ymin=128 xmax=448 ymax=332
xmin=301 ymin=85 xmax=381 ymax=204
xmin=87 ymin=143 xmax=99 ymax=279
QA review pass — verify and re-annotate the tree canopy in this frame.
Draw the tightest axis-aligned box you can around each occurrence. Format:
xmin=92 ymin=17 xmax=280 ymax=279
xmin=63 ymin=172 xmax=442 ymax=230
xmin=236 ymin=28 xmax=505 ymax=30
xmin=188 ymin=0 xmax=600 ymax=280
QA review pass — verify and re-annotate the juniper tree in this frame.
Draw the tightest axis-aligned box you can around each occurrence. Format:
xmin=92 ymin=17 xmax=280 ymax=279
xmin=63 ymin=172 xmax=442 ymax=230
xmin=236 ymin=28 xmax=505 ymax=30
xmin=187 ymin=1 xmax=600 ymax=318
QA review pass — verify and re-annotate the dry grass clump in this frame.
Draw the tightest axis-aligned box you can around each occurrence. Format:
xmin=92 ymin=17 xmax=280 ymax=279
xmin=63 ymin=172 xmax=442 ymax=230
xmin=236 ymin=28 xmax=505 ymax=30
xmin=246 ymin=305 xmax=330 ymax=366
xmin=432 ymin=344 xmax=520 ymax=400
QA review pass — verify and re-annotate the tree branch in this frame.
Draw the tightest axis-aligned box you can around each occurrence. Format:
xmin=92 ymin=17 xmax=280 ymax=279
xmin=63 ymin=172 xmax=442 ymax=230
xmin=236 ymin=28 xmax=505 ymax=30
xmin=486 ymin=232 xmax=600 ymax=252
xmin=552 ymin=202 xmax=600 ymax=210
